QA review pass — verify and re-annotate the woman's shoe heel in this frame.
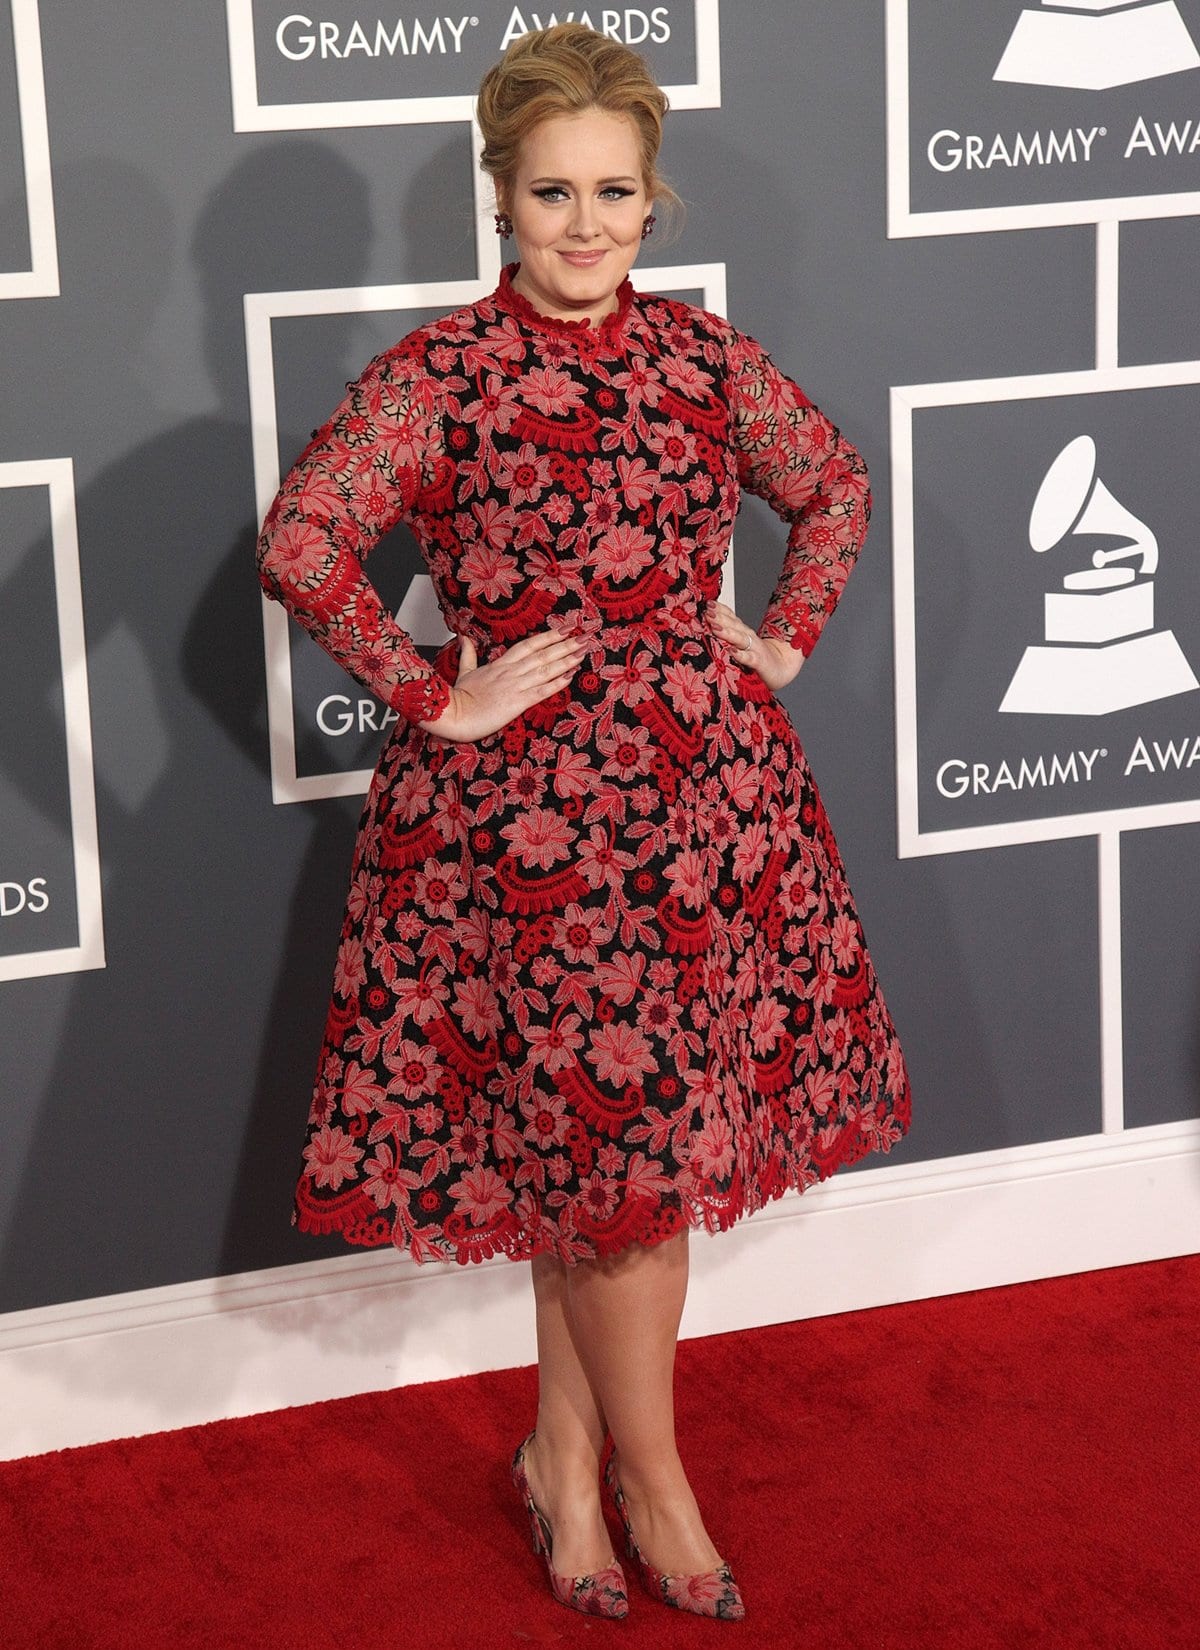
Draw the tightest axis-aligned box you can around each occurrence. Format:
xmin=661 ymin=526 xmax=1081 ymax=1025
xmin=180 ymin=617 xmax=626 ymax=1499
xmin=511 ymin=1432 xmax=629 ymax=1618
xmin=603 ymin=1448 xmax=745 ymax=1620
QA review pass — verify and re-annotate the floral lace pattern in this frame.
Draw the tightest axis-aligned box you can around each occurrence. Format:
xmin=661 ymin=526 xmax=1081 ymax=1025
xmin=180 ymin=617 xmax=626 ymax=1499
xmin=257 ymin=262 xmax=912 ymax=1265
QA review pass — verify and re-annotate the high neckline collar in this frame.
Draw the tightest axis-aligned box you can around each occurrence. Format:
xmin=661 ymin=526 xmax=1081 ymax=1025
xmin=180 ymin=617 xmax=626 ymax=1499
xmin=492 ymin=260 xmax=635 ymax=341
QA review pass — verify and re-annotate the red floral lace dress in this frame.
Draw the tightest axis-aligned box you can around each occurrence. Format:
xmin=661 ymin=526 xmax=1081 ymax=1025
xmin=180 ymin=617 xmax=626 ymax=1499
xmin=256 ymin=261 xmax=912 ymax=1265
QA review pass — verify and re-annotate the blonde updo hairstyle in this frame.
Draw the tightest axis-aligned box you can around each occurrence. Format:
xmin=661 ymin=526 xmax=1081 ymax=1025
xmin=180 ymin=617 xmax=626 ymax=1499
xmin=477 ymin=23 xmax=684 ymax=235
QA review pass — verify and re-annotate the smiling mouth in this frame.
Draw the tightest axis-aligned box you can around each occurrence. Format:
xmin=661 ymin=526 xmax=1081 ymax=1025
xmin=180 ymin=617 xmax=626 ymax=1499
xmin=559 ymin=250 xmax=606 ymax=264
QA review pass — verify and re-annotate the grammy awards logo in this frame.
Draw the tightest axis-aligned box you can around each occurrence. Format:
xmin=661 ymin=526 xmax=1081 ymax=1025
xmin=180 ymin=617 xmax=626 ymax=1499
xmin=995 ymin=0 xmax=1200 ymax=91
xmin=1000 ymin=435 xmax=1199 ymax=717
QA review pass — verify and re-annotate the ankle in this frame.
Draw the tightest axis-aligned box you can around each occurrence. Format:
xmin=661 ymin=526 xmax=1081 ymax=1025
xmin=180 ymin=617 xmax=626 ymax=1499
xmin=528 ymin=1428 xmax=604 ymax=1491
xmin=610 ymin=1448 xmax=689 ymax=1504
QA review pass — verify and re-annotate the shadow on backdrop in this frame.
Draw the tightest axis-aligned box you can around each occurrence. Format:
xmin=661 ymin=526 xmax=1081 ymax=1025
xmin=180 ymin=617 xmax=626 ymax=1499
xmin=0 ymin=144 xmax=509 ymax=1375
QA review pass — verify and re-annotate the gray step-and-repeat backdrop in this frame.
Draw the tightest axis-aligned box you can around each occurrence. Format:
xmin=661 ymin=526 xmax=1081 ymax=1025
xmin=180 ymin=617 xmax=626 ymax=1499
xmin=2 ymin=0 xmax=1197 ymax=1315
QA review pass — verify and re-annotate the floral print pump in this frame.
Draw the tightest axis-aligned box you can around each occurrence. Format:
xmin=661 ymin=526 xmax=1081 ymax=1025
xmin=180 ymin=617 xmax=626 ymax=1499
xmin=603 ymin=1448 xmax=746 ymax=1620
xmin=511 ymin=1432 xmax=629 ymax=1617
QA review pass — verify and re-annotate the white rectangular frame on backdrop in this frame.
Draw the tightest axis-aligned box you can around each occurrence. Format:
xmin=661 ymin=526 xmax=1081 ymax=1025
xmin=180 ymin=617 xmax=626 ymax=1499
xmin=891 ymin=358 xmax=1200 ymax=860
xmin=885 ymin=0 xmax=1200 ymax=237
xmin=0 ymin=0 xmax=58 ymax=299
xmin=226 ymin=0 xmax=722 ymax=130
xmin=0 ymin=459 xmax=104 ymax=981
xmin=247 ymin=263 xmax=730 ymax=805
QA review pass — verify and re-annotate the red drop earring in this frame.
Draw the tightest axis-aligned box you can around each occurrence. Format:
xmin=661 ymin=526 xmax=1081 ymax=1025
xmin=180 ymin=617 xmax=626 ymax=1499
xmin=494 ymin=212 xmax=513 ymax=237
xmin=641 ymin=214 xmax=656 ymax=240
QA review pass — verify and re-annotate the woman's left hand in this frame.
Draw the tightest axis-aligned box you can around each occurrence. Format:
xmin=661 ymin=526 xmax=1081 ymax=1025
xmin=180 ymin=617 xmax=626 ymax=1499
xmin=705 ymin=600 xmax=803 ymax=691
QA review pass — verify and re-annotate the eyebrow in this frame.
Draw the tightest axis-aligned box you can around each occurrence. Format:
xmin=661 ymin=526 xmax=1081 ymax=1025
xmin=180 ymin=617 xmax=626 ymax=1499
xmin=528 ymin=175 xmax=639 ymax=187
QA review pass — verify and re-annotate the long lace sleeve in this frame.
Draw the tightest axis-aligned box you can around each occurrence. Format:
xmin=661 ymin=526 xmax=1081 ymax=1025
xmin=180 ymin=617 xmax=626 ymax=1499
xmin=725 ymin=326 xmax=872 ymax=659
xmin=255 ymin=346 xmax=453 ymax=726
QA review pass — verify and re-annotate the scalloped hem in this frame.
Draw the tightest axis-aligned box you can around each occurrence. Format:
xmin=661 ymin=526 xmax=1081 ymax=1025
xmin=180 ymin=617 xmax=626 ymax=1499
xmin=291 ymin=1092 xmax=912 ymax=1268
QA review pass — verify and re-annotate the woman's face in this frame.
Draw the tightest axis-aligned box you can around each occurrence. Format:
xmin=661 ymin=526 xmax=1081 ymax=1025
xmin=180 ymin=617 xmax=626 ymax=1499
xmin=503 ymin=107 xmax=650 ymax=323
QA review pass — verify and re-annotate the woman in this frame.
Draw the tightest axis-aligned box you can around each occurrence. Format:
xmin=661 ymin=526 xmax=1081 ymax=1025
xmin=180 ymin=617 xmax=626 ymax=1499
xmin=256 ymin=22 xmax=911 ymax=1624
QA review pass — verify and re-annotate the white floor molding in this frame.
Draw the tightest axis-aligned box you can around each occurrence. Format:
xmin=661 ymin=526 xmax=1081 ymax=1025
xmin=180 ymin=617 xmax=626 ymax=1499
xmin=2 ymin=1119 xmax=1197 ymax=1460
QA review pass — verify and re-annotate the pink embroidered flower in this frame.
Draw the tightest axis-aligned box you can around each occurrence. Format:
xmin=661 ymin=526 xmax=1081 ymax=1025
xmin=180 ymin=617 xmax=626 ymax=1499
xmin=593 ymin=520 xmax=655 ymax=583
xmin=460 ymin=373 xmax=521 ymax=438
xmin=303 ymin=1124 xmax=363 ymax=1191
xmin=689 ymin=1115 xmax=735 ymax=1180
xmin=459 ymin=541 xmax=521 ymax=602
xmin=291 ymin=467 xmax=345 ymax=520
xmin=663 ymin=1571 xmax=736 ymax=1611
xmin=500 ymin=806 xmax=576 ymax=869
xmin=831 ymin=912 xmax=859 ymax=969
xmin=589 ymin=1021 xmax=656 ymax=1087
xmin=659 ymin=354 xmax=715 ymax=399
xmin=804 ymin=1067 xmax=838 ymax=1117
xmin=731 ymin=819 xmax=769 ymax=884
xmin=449 ymin=1118 xmax=487 ymax=1165
xmin=392 ymin=973 xmax=448 ymax=1027
xmin=553 ymin=903 xmax=607 ymax=967
xmin=264 ymin=519 xmax=330 ymax=581
xmin=661 ymin=658 xmax=710 ymax=723
xmin=307 ymin=1082 xmax=336 ymax=1128
xmin=449 ymin=1165 xmax=513 ymax=1225
xmin=636 ymin=988 xmax=682 ymax=1041
xmin=528 ymin=1012 xmax=585 ymax=1074
xmin=516 ymin=364 xmax=585 ymax=416
xmin=503 ymin=757 xmax=548 ymax=810
xmin=333 ymin=934 xmax=366 ymax=998
xmin=665 ymin=848 xmax=716 ymax=912
xmin=577 ymin=1171 xmax=619 ymax=1221
xmin=495 ymin=442 xmax=553 ymax=506
xmin=519 ymin=1090 xmax=572 ymax=1147
xmin=451 ymin=973 xmax=502 ymax=1041
xmin=413 ymin=859 xmax=467 ymax=923
xmin=645 ymin=418 xmax=698 ymax=476
xmin=383 ymin=1037 xmax=441 ymax=1100
xmin=597 ymin=723 xmax=655 ymax=784
xmin=615 ymin=454 xmax=657 ymax=509
xmin=362 ymin=1141 xmax=407 ymax=1206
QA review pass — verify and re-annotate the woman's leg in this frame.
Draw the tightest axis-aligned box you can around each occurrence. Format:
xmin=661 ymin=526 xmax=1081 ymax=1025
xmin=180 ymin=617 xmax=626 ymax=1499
xmin=564 ymin=1228 xmax=724 ymax=1575
xmin=521 ymin=1249 xmax=614 ymax=1574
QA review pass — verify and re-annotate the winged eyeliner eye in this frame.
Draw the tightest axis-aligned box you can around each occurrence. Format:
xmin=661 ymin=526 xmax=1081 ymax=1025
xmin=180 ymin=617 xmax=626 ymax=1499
xmin=531 ymin=185 xmax=636 ymax=200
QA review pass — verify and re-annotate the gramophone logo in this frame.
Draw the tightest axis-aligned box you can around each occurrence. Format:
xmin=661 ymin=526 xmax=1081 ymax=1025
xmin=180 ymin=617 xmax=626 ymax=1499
xmin=995 ymin=0 xmax=1200 ymax=91
xmin=1000 ymin=435 xmax=1199 ymax=716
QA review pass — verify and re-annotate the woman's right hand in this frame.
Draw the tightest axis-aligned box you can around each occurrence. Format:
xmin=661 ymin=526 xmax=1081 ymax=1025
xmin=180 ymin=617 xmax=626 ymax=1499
xmin=414 ymin=627 xmax=588 ymax=742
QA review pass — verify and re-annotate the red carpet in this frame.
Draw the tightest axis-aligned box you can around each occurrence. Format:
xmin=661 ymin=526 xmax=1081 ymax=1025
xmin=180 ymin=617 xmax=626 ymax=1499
xmin=2 ymin=1256 xmax=1197 ymax=1650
